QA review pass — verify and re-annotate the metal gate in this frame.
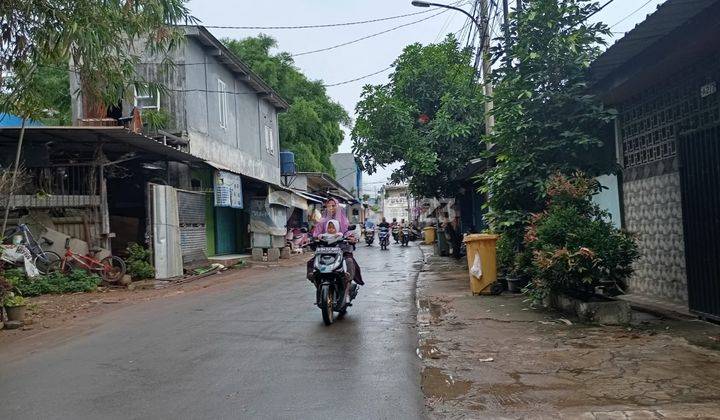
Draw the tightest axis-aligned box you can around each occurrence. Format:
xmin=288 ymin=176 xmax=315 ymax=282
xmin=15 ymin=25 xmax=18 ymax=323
xmin=177 ymin=190 xmax=207 ymax=265
xmin=678 ymin=124 xmax=720 ymax=320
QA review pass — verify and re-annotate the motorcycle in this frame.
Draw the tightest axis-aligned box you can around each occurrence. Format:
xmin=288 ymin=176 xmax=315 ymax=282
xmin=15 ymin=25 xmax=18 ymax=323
xmin=378 ymin=226 xmax=390 ymax=250
xmin=286 ymin=227 xmax=311 ymax=253
xmin=309 ymin=227 xmax=359 ymax=325
xmin=364 ymin=228 xmax=375 ymax=246
xmin=392 ymin=225 xmax=400 ymax=243
xmin=401 ymin=226 xmax=411 ymax=247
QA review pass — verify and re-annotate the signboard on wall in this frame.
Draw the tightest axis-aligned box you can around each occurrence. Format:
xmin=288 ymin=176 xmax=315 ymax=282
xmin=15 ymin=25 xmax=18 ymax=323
xmin=214 ymin=170 xmax=243 ymax=209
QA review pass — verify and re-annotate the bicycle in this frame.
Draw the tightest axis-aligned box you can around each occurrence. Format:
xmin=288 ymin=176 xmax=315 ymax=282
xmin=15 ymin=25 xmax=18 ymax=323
xmin=1 ymin=224 xmax=61 ymax=274
xmin=50 ymin=238 xmax=126 ymax=283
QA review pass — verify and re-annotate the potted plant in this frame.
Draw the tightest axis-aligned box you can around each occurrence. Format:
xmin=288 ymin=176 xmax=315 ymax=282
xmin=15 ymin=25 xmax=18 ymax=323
xmin=3 ymin=292 xmax=28 ymax=322
xmin=506 ymin=250 xmax=532 ymax=293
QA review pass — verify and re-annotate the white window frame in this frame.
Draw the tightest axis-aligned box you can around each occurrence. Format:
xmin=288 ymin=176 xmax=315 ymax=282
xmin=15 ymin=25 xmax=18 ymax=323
xmin=218 ymin=79 xmax=228 ymax=129
xmin=264 ymin=125 xmax=275 ymax=155
xmin=133 ymin=86 xmax=160 ymax=110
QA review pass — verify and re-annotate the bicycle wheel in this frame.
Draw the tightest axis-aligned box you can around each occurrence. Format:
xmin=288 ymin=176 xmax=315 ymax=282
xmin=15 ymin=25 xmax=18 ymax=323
xmin=47 ymin=258 xmax=72 ymax=274
xmin=34 ymin=251 xmax=61 ymax=275
xmin=101 ymin=256 xmax=126 ymax=283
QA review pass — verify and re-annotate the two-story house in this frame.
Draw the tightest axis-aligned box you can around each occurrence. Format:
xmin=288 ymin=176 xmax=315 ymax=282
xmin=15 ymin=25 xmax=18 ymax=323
xmin=70 ymin=26 xmax=290 ymax=259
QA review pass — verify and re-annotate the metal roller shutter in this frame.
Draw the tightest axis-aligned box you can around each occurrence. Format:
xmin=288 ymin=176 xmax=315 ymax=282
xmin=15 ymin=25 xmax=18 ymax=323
xmin=177 ymin=190 xmax=208 ymax=265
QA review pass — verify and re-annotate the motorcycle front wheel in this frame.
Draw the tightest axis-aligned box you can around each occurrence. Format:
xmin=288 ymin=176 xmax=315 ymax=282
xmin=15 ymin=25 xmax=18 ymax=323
xmin=320 ymin=284 xmax=335 ymax=325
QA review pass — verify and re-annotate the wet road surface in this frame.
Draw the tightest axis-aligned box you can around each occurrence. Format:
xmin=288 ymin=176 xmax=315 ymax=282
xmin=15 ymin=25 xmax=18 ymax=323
xmin=0 ymin=244 xmax=426 ymax=419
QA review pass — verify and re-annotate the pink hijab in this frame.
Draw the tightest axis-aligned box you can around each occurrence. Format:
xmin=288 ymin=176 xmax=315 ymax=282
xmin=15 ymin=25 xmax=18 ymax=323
xmin=313 ymin=198 xmax=349 ymax=236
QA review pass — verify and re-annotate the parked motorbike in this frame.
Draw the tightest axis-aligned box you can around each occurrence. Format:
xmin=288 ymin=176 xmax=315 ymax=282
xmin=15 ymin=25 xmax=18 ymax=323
xmin=286 ymin=227 xmax=311 ymax=253
xmin=401 ymin=226 xmax=411 ymax=247
xmin=378 ymin=226 xmax=390 ymax=250
xmin=364 ymin=228 xmax=375 ymax=246
xmin=308 ymin=227 xmax=359 ymax=325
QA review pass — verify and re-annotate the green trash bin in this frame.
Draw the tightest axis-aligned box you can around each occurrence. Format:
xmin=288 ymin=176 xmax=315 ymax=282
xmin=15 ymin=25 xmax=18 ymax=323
xmin=434 ymin=224 xmax=450 ymax=256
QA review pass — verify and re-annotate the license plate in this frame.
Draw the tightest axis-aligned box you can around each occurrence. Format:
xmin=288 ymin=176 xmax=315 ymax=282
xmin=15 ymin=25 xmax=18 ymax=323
xmin=316 ymin=247 xmax=341 ymax=254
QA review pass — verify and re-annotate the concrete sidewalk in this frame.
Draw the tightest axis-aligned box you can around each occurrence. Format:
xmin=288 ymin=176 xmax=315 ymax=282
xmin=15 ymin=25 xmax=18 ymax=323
xmin=416 ymin=245 xmax=720 ymax=419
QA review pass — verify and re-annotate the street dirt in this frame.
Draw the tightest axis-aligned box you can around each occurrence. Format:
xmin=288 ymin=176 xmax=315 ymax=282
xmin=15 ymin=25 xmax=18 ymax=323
xmin=416 ymin=245 xmax=720 ymax=419
xmin=0 ymin=256 xmax=308 ymax=349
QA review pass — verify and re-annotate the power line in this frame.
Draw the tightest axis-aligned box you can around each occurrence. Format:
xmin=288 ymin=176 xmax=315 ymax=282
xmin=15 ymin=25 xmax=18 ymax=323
xmin=323 ymin=66 xmax=393 ymax=87
xmin=609 ymin=0 xmax=655 ymax=29
xmin=202 ymin=9 xmax=438 ymax=30
xmin=586 ymin=0 xmax=616 ymax=20
xmin=291 ymin=9 xmax=449 ymax=57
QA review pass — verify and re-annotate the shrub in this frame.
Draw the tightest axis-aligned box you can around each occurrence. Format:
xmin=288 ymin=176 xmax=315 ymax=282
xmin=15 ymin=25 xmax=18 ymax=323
xmin=496 ymin=233 xmax=515 ymax=273
xmin=3 ymin=292 xmax=27 ymax=307
xmin=7 ymin=269 xmax=101 ymax=297
xmin=126 ymin=243 xmax=154 ymax=279
xmin=524 ymin=172 xmax=639 ymax=303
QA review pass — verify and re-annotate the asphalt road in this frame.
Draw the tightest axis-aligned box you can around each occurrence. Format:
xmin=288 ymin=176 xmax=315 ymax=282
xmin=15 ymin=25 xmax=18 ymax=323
xmin=0 ymin=243 xmax=426 ymax=420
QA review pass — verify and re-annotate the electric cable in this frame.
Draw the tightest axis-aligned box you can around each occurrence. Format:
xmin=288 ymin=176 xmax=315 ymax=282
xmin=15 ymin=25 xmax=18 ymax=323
xmin=291 ymin=9 xmax=449 ymax=57
xmin=587 ymin=0 xmax=616 ymax=20
xmin=201 ymin=2 xmax=467 ymax=30
xmin=609 ymin=0 xmax=655 ymax=29
xmin=323 ymin=66 xmax=393 ymax=87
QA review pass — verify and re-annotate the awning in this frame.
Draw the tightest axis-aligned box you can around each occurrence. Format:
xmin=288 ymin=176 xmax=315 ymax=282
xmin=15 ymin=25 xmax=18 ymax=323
xmin=204 ymin=160 xmax=235 ymax=172
xmin=268 ymin=187 xmax=308 ymax=210
xmin=0 ymin=126 xmax=204 ymax=163
xmin=291 ymin=190 xmax=324 ymax=204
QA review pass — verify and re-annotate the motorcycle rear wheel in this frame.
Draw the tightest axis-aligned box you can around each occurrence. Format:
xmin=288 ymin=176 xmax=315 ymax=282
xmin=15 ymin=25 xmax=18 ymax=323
xmin=320 ymin=284 xmax=335 ymax=325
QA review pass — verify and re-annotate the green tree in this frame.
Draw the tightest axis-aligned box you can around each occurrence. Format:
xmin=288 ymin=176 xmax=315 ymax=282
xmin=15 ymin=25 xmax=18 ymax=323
xmin=1 ymin=0 xmax=194 ymax=119
xmin=223 ymin=35 xmax=349 ymax=176
xmin=351 ymin=35 xmax=486 ymax=198
xmin=482 ymin=0 xmax=616 ymax=239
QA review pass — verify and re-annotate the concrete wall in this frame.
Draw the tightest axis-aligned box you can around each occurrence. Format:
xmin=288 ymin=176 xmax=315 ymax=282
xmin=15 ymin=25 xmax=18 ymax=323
xmin=623 ymin=172 xmax=687 ymax=304
xmin=614 ymin=52 xmax=720 ymax=306
xmin=181 ymin=39 xmax=280 ymax=185
xmin=382 ymin=186 xmax=409 ymax=222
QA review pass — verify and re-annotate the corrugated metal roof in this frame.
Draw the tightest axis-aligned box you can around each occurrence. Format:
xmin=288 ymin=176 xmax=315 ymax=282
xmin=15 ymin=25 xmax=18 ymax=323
xmin=0 ymin=126 xmax=203 ymax=162
xmin=589 ymin=0 xmax=719 ymax=84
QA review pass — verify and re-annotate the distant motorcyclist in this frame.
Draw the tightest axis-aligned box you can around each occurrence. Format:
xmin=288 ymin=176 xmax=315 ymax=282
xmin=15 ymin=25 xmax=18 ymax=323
xmin=391 ymin=218 xmax=400 ymax=243
xmin=378 ymin=217 xmax=390 ymax=230
xmin=364 ymin=219 xmax=375 ymax=231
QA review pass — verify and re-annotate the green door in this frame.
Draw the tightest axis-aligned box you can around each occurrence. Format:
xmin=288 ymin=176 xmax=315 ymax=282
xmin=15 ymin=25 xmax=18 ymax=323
xmin=215 ymin=207 xmax=237 ymax=255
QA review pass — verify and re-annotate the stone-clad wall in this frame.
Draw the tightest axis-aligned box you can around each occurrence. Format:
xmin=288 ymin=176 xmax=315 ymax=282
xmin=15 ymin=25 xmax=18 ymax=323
xmin=623 ymin=172 xmax=688 ymax=304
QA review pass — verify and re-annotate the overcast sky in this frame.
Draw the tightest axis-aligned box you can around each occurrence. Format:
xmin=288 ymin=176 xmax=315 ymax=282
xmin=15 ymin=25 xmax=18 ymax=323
xmin=186 ymin=0 xmax=667 ymax=194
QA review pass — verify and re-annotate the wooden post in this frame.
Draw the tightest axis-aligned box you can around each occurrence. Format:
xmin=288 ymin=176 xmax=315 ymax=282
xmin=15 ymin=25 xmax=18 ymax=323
xmin=99 ymin=163 xmax=111 ymax=250
xmin=1 ymin=117 xmax=27 ymax=235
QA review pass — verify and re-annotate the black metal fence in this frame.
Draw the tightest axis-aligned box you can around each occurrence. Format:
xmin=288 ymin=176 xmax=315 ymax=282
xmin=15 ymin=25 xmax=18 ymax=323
xmin=678 ymin=123 xmax=720 ymax=320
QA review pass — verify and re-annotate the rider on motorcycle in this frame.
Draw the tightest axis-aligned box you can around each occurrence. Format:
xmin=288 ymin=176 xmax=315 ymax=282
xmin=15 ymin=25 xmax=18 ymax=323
xmin=307 ymin=199 xmax=364 ymax=300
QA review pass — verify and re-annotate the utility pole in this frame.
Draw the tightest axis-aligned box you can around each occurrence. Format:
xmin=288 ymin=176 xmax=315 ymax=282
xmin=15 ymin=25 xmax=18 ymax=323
xmin=480 ymin=0 xmax=494 ymax=134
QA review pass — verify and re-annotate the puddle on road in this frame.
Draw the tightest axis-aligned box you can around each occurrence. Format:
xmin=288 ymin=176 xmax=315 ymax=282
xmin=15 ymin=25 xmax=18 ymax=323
xmin=417 ymin=338 xmax=447 ymax=360
xmin=417 ymin=298 xmax=447 ymax=326
xmin=421 ymin=367 xmax=472 ymax=400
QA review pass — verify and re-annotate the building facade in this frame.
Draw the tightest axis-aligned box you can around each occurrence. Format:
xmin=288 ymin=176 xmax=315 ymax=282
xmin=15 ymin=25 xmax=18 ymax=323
xmin=69 ymin=26 xmax=293 ymax=259
xmin=381 ymin=184 xmax=410 ymax=222
xmin=589 ymin=0 xmax=720 ymax=318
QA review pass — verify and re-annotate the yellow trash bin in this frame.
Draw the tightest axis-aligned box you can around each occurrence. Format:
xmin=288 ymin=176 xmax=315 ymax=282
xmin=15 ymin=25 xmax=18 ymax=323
xmin=423 ymin=226 xmax=436 ymax=244
xmin=463 ymin=234 xmax=499 ymax=295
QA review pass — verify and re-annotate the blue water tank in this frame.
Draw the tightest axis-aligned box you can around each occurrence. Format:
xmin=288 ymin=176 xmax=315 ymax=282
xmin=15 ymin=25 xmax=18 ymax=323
xmin=280 ymin=151 xmax=296 ymax=176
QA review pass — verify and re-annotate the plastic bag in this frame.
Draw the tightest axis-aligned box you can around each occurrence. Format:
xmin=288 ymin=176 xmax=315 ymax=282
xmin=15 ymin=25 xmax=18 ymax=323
xmin=470 ymin=253 xmax=483 ymax=279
